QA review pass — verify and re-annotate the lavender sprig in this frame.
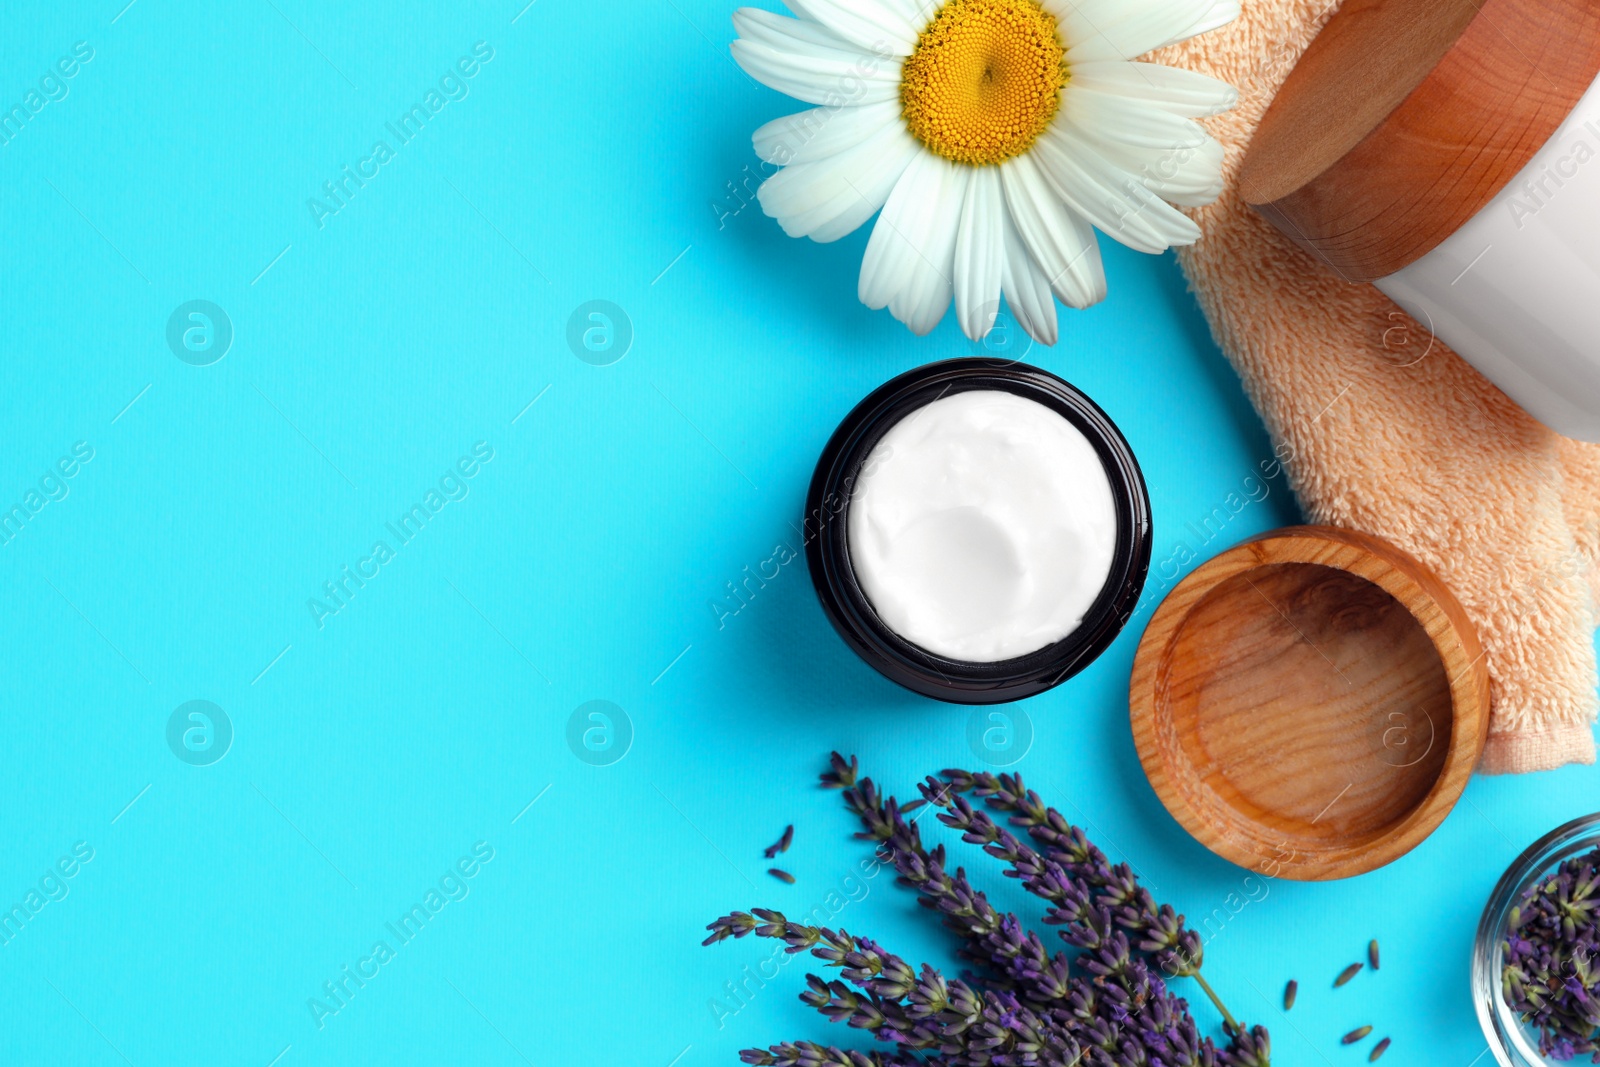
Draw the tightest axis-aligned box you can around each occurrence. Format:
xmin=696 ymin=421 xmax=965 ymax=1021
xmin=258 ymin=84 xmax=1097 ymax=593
xmin=840 ymin=770 xmax=1070 ymax=1008
xmin=704 ymin=909 xmax=1086 ymax=1066
xmin=940 ymin=770 xmax=1204 ymax=977
xmin=819 ymin=754 xmax=859 ymax=789
xmin=705 ymin=756 xmax=1268 ymax=1067
xmin=738 ymin=1041 xmax=901 ymax=1067
xmin=835 ymin=760 xmax=1228 ymax=1066
xmin=934 ymin=769 xmax=1252 ymax=1047
xmin=1216 ymin=1024 xmax=1272 ymax=1067
xmin=918 ymin=778 xmax=1116 ymax=951
xmin=704 ymin=909 xmax=945 ymax=1052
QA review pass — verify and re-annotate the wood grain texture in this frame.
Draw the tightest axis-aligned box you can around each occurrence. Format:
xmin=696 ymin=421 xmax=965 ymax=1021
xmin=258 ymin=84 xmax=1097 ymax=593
xmin=1238 ymin=0 xmax=1600 ymax=281
xmin=1129 ymin=527 xmax=1489 ymax=881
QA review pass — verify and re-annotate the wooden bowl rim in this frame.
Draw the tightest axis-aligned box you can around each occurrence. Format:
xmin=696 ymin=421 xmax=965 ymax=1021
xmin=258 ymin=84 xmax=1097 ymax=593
xmin=1129 ymin=526 xmax=1490 ymax=881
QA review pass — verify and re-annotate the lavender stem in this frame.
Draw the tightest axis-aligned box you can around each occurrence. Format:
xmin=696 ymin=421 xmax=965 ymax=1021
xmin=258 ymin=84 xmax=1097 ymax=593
xmin=1192 ymin=970 xmax=1240 ymax=1033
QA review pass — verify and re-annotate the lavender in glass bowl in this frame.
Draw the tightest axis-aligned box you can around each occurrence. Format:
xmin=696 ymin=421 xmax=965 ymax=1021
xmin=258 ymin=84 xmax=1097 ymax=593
xmin=1476 ymin=814 xmax=1600 ymax=1065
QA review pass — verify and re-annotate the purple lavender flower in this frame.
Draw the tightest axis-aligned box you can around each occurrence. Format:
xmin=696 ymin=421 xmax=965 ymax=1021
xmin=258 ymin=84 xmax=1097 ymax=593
xmin=738 ymin=1041 xmax=902 ymax=1066
xmin=1503 ymin=846 xmax=1600 ymax=1060
xmin=924 ymin=771 xmax=1252 ymax=1051
xmin=940 ymin=770 xmax=1204 ymax=978
xmin=705 ymin=755 xmax=1267 ymax=1067
xmin=1216 ymin=1024 xmax=1271 ymax=1067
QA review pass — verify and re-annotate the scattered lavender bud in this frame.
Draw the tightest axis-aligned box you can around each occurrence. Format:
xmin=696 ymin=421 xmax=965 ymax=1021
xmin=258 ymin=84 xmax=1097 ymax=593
xmin=769 ymin=868 xmax=796 ymax=884
xmin=1335 ymin=963 xmax=1362 ymax=987
xmin=1283 ymin=979 xmax=1297 ymax=1010
xmin=1369 ymin=1037 xmax=1390 ymax=1061
xmin=1341 ymin=1026 xmax=1372 ymax=1045
xmin=1368 ymin=939 xmax=1380 ymax=970
xmin=764 ymin=825 xmax=794 ymax=859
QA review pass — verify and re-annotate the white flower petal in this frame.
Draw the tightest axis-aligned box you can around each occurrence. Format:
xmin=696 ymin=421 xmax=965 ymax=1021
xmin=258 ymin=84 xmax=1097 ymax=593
xmin=1060 ymin=86 xmax=1208 ymax=152
xmin=860 ymin=151 xmax=967 ymax=335
xmin=782 ymin=0 xmax=918 ymax=57
xmin=999 ymin=203 xmax=1058 ymax=345
xmin=757 ymin=123 xmax=912 ymax=235
xmin=731 ymin=40 xmax=901 ymax=106
xmin=999 ymin=154 xmax=1105 ymax=309
xmin=758 ymin=122 xmax=919 ymax=242
xmin=1067 ymin=61 xmax=1238 ymax=118
xmin=1048 ymin=0 xmax=1219 ymax=62
xmin=1188 ymin=0 xmax=1241 ymax=40
xmin=954 ymin=167 xmax=1005 ymax=342
xmin=1085 ymin=132 xmax=1224 ymax=206
xmin=733 ymin=7 xmax=869 ymax=63
xmin=752 ymin=100 xmax=901 ymax=166
xmin=1030 ymin=137 xmax=1166 ymax=254
xmin=885 ymin=0 xmax=941 ymax=29
xmin=1034 ymin=128 xmax=1201 ymax=252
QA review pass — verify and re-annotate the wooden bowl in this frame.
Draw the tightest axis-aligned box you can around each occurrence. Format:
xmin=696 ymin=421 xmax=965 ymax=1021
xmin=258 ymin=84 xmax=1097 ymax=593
xmin=1129 ymin=527 xmax=1490 ymax=880
xmin=1238 ymin=0 xmax=1600 ymax=281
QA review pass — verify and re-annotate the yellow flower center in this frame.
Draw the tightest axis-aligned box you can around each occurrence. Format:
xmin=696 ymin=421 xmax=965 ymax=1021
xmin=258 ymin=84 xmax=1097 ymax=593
xmin=900 ymin=0 xmax=1066 ymax=167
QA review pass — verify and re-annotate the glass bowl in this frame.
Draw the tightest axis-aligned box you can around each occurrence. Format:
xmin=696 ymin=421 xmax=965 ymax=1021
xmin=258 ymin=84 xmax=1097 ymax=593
xmin=1473 ymin=812 xmax=1600 ymax=1066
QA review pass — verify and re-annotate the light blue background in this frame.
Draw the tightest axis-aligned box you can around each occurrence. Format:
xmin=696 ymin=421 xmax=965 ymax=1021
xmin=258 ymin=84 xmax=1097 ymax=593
xmin=2 ymin=2 xmax=1597 ymax=1065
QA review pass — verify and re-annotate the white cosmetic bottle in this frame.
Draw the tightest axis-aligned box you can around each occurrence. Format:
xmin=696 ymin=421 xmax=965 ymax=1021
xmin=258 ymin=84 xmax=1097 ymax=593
xmin=1241 ymin=0 xmax=1600 ymax=440
xmin=1375 ymin=75 xmax=1600 ymax=440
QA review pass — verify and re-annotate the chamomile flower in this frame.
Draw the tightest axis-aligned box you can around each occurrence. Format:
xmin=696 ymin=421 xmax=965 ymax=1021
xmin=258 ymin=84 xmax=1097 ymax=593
xmin=731 ymin=0 xmax=1239 ymax=342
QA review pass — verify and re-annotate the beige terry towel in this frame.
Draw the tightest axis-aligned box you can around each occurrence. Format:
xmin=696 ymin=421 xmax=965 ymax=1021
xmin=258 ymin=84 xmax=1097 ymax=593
xmin=1148 ymin=0 xmax=1600 ymax=772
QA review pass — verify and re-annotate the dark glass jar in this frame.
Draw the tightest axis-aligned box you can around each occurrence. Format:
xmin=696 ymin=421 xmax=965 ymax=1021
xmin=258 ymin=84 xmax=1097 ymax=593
xmin=804 ymin=358 xmax=1151 ymax=704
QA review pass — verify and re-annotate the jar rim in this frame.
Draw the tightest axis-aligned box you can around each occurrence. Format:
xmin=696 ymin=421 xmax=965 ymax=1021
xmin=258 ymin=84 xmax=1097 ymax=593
xmin=803 ymin=358 xmax=1151 ymax=704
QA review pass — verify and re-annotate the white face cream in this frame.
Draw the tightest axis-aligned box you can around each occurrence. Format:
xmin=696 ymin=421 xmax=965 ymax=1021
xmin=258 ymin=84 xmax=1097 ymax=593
xmin=846 ymin=389 xmax=1118 ymax=663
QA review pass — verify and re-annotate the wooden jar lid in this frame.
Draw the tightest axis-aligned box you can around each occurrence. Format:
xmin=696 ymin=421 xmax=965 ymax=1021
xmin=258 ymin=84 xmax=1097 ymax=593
xmin=1128 ymin=527 xmax=1490 ymax=880
xmin=1238 ymin=0 xmax=1600 ymax=281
